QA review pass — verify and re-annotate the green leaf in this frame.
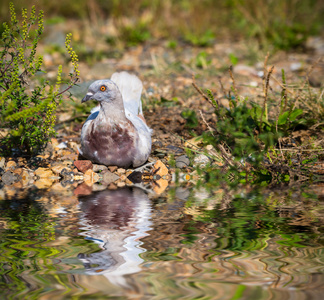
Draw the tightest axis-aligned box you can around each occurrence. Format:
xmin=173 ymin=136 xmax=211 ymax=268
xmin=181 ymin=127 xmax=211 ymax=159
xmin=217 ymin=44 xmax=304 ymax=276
xmin=278 ymin=111 xmax=289 ymax=125
xmin=289 ymin=109 xmax=303 ymax=121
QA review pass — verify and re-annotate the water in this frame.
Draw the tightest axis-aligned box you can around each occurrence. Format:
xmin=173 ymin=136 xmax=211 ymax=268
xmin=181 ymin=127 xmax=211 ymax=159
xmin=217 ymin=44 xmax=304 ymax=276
xmin=0 ymin=183 xmax=323 ymax=299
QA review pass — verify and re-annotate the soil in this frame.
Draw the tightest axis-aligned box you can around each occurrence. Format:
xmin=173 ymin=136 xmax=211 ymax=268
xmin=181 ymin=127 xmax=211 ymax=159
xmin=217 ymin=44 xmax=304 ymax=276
xmin=1 ymin=21 xmax=324 ymax=194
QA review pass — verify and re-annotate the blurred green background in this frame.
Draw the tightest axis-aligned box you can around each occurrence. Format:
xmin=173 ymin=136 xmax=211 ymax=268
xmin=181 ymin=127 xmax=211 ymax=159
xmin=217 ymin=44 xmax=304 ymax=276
xmin=1 ymin=0 xmax=324 ymax=50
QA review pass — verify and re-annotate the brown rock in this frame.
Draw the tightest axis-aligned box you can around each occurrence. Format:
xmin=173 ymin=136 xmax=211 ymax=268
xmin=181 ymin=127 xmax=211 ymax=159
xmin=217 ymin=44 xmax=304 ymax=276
xmin=117 ymin=168 xmax=126 ymax=174
xmin=51 ymin=164 xmax=72 ymax=175
xmin=154 ymin=160 xmax=169 ymax=176
xmin=6 ymin=160 xmax=17 ymax=171
xmin=35 ymin=167 xmax=54 ymax=178
xmin=61 ymin=153 xmax=78 ymax=161
xmin=93 ymin=164 xmax=108 ymax=172
xmin=12 ymin=168 xmax=23 ymax=176
xmin=101 ymin=170 xmax=119 ymax=185
xmin=108 ymin=166 xmax=118 ymax=173
xmin=74 ymin=182 xmax=92 ymax=196
xmin=0 ymin=157 xmax=5 ymax=169
xmin=117 ymin=181 xmax=126 ymax=187
xmin=74 ymin=160 xmax=93 ymax=173
xmin=21 ymin=170 xmax=30 ymax=187
xmin=84 ymin=169 xmax=100 ymax=186
xmin=34 ymin=178 xmax=54 ymax=189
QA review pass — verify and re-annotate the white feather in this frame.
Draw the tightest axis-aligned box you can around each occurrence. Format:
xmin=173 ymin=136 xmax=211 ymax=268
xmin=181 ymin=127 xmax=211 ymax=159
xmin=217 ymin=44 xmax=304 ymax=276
xmin=111 ymin=71 xmax=143 ymax=116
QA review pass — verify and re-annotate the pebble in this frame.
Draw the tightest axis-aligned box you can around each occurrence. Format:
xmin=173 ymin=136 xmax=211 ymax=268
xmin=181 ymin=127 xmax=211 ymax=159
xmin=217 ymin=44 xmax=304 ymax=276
xmin=93 ymin=164 xmax=108 ymax=172
xmin=175 ymin=155 xmax=190 ymax=168
xmin=34 ymin=178 xmax=54 ymax=189
xmin=154 ymin=160 xmax=169 ymax=176
xmin=166 ymin=145 xmax=184 ymax=154
xmin=1 ymin=171 xmax=20 ymax=185
xmin=101 ymin=170 xmax=119 ymax=185
xmin=84 ymin=169 xmax=100 ymax=186
xmin=117 ymin=168 xmax=126 ymax=174
xmin=35 ymin=168 xmax=54 ymax=178
xmin=108 ymin=166 xmax=118 ymax=173
xmin=193 ymin=154 xmax=210 ymax=168
xmin=5 ymin=160 xmax=17 ymax=171
xmin=51 ymin=164 xmax=71 ymax=175
xmin=57 ymin=142 xmax=68 ymax=149
xmin=21 ymin=170 xmax=30 ymax=187
xmin=175 ymin=187 xmax=190 ymax=200
xmin=74 ymin=160 xmax=93 ymax=173
xmin=0 ymin=157 xmax=5 ymax=169
xmin=12 ymin=168 xmax=23 ymax=176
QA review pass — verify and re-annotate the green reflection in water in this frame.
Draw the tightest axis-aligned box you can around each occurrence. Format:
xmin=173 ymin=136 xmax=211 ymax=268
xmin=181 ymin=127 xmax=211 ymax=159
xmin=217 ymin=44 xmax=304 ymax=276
xmin=0 ymin=196 xmax=101 ymax=299
xmin=0 ymin=184 xmax=323 ymax=299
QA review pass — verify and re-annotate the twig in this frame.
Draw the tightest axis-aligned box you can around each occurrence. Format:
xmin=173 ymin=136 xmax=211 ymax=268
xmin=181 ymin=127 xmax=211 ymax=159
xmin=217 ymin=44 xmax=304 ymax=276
xmin=273 ymin=148 xmax=324 ymax=152
xmin=217 ymin=76 xmax=228 ymax=100
xmin=40 ymin=78 xmax=79 ymax=101
xmin=192 ymin=74 xmax=215 ymax=107
xmin=199 ymin=110 xmax=214 ymax=136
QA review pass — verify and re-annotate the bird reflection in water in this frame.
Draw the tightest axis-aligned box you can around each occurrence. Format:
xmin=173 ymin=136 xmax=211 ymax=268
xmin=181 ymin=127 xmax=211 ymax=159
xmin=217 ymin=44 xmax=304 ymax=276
xmin=77 ymin=187 xmax=152 ymax=287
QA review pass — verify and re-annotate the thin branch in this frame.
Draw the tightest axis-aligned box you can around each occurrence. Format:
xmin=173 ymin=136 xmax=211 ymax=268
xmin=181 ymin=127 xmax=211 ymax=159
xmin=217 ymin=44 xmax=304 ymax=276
xmin=192 ymin=74 xmax=215 ymax=107
xmin=199 ymin=109 xmax=214 ymax=136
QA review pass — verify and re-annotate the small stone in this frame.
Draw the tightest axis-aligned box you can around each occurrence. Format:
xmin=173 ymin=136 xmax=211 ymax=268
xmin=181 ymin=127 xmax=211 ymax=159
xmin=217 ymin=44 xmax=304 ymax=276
xmin=57 ymin=142 xmax=68 ymax=149
xmin=153 ymin=178 xmax=168 ymax=194
xmin=175 ymin=155 xmax=190 ymax=168
xmin=0 ymin=157 xmax=5 ymax=169
xmin=101 ymin=170 xmax=119 ymax=185
xmin=68 ymin=141 xmax=79 ymax=153
xmin=33 ymin=178 xmax=54 ymax=189
xmin=60 ymin=153 xmax=79 ymax=161
xmin=36 ymin=154 xmax=50 ymax=160
xmin=35 ymin=167 xmax=54 ymax=178
xmin=74 ymin=160 xmax=93 ymax=173
xmin=117 ymin=168 xmax=126 ymax=174
xmin=193 ymin=154 xmax=210 ymax=168
xmin=21 ymin=170 xmax=30 ymax=187
xmin=108 ymin=166 xmax=118 ymax=173
xmin=50 ymin=138 xmax=59 ymax=148
xmin=117 ymin=181 xmax=126 ymax=187
xmin=5 ymin=160 xmax=17 ymax=171
xmin=92 ymin=184 xmax=107 ymax=192
xmin=1 ymin=171 xmax=19 ymax=185
xmin=51 ymin=164 xmax=70 ymax=175
xmin=184 ymin=136 xmax=203 ymax=149
xmin=154 ymin=160 xmax=169 ymax=176
xmin=93 ymin=164 xmax=108 ymax=172
xmin=12 ymin=168 xmax=23 ymax=176
xmin=84 ymin=169 xmax=100 ymax=186
xmin=166 ymin=145 xmax=184 ymax=154
xmin=127 ymin=171 xmax=143 ymax=183
xmin=175 ymin=187 xmax=190 ymax=200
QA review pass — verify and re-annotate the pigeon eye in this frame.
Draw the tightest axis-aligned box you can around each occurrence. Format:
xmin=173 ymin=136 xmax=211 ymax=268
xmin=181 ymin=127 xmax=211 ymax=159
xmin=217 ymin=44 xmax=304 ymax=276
xmin=100 ymin=85 xmax=106 ymax=91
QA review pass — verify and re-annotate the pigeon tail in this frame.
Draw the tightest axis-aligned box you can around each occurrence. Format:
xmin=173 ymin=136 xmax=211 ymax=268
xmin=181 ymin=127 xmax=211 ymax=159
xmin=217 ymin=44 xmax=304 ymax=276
xmin=111 ymin=71 xmax=143 ymax=116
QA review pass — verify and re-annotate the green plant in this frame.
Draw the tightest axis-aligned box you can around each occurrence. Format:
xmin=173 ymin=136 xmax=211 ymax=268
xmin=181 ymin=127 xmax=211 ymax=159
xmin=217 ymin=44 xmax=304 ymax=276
xmin=119 ymin=21 xmax=150 ymax=47
xmin=184 ymin=29 xmax=215 ymax=47
xmin=228 ymin=0 xmax=323 ymax=50
xmin=195 ymin=51 xmax=211 ymax=69
xmin=190 ymin=64 xmax=308 ymax=168
xmin=0 ymin=3 xmax=79 ymax=155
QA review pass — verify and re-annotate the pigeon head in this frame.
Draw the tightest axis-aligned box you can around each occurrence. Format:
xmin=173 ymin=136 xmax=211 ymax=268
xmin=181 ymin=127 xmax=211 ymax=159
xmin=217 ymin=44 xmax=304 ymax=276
xmin=82 ymin=79 xmax=120 ymax=103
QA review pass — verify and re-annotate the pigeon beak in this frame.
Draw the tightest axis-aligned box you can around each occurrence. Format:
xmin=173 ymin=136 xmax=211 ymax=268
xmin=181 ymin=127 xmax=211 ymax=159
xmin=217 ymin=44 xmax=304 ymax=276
xmin=82 ymin=92 xmax=94 ymax=103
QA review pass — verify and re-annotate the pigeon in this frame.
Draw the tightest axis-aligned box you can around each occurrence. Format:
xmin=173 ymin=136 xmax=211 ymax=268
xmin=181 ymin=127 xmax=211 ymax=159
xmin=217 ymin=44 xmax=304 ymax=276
xmin=80 ymin=72 xmax=152 ymax=168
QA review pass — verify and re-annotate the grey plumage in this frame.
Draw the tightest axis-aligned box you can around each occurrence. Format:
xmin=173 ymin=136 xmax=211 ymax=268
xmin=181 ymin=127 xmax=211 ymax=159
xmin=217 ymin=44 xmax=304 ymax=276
xmin=80 ymin=72 xmax=152 ymax=168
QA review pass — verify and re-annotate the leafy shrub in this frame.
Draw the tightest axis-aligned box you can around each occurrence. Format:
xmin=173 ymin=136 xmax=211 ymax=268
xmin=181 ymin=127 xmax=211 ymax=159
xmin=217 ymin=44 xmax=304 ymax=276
xmin=0 ymin=3 xmax=79 ymax=155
